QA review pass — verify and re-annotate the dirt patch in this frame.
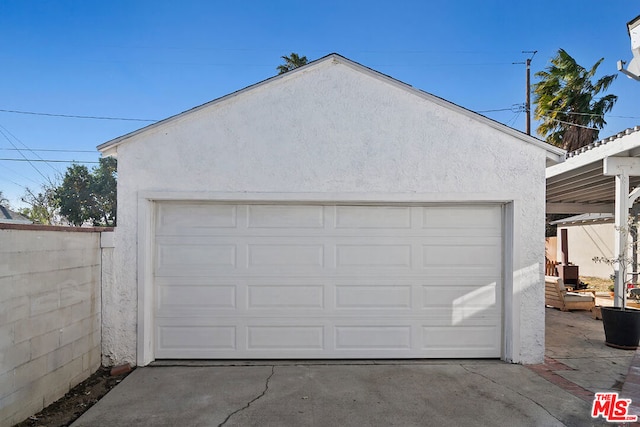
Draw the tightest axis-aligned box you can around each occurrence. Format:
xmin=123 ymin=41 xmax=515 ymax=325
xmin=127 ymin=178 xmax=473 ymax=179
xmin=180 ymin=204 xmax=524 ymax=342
xmin=14 ymin=366 xmax=133 ymax=427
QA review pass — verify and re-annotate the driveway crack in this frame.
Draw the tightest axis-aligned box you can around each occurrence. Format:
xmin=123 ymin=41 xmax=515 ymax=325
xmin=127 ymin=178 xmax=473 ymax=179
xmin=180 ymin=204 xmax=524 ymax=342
xmin=218 ymin=365 xmax=275 ymax=427
xmin=461 ymin=365 xmax=561 ymax=422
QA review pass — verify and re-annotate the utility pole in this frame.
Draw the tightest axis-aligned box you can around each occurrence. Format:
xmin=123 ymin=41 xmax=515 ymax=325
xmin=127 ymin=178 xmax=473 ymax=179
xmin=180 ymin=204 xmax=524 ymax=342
xmin=514 ymin=51 xmax=537 ymax=135
xmin=523 ymin=51 xmax=537 ymax=135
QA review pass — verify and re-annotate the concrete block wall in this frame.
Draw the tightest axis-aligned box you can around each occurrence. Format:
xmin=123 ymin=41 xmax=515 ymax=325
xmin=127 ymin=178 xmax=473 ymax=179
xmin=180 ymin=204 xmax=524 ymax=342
xmin=0 ymin=225 xmax=112 ymax=427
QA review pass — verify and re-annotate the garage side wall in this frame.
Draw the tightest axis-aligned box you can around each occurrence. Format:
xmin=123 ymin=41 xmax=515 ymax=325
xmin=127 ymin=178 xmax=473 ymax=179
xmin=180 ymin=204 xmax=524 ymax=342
xmin=105 ymin=60 xmax=547 ymax=365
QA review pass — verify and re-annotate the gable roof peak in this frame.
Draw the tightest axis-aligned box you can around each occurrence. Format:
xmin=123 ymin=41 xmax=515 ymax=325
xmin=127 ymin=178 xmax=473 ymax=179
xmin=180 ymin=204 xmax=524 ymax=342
xmin=97 ymin=52 xmax=564 ymax=163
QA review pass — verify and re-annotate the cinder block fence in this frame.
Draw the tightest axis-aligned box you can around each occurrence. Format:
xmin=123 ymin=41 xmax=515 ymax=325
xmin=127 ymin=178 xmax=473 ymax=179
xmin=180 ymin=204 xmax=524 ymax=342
xmin=0 ymin=224 xmax=113 ymax=427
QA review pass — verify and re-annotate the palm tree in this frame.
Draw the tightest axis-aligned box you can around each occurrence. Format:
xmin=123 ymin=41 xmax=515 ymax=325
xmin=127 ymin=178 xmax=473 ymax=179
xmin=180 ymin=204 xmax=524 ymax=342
xmin=533 ymin=49 xmax=617 ymax=151
xmin=277 ymin=52 xmax=308 ymax=74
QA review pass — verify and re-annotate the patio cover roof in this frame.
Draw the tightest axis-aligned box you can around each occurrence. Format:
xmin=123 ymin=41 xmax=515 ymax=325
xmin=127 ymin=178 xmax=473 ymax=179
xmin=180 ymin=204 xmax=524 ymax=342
xmin=546 ymin=126 xmax=640 ymax=307
xmin=546 ymin=127 xmax=640 ymax=214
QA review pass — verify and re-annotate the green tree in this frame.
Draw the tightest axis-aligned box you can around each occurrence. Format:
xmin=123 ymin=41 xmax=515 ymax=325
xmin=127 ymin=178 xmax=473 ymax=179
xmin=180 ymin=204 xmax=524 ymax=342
xmin=56 ymin=157 xmax=117 ymax=226
xmin=533 ymin=49 xmax=617 ymax=151
xmin=56 ymin=164 xmax=93 ymax=226
xmin=277 ymin=52 xmax=308 ymax=74
xmin=20 ymin=183 xmax=58 ymax=225
xmin=91 ymin=156 xmax=117 ymax=225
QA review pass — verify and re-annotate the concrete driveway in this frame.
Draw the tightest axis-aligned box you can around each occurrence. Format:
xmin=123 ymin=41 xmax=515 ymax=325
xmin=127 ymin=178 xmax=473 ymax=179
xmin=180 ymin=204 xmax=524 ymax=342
xmin=72 ymin=360 xmax=607 ymax=427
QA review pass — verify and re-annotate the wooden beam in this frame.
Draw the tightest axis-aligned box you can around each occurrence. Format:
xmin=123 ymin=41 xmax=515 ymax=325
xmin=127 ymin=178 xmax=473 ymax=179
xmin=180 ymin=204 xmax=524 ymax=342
xmin=603 ymin=157 xmax=640 ymax=176
xmin=546 ymin=202 xmax=614 ymax=214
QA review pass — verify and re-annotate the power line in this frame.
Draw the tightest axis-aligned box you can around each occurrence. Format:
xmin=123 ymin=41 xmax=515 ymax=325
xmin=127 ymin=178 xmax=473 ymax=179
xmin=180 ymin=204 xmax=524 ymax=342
xmin=0 ymin=175 xmax=29 ymax=189
xmin=0 ymin=127 xmax=50 ymax=181
xmin=540 ymin=109 xmax=640 ymax=119
xmin=0 ymin=108 xmax=158 ymax=122
xmin=0 ymin=158 xmax=99 ymax=163
xmin=479 ymin=107 xmax=640 ymax=120
xmin=0 ymin=124 xmax=60 ymax=174
xmin=0 ymin=147 xmax=96 ymax=153
xmin=477 ymin=104 xmax=525 ymax=114
xmin=545 ymin=118 xmax=599 ymax=131
xmin=98 ymin=46 xmax=522 ymax=55
xmin=507 ymin=111 xmax=523 ymax=128
xmin=0 ymin=163 xmax=41 ymax=186
xmin=476 ymin=108 xmax=514 ymax=113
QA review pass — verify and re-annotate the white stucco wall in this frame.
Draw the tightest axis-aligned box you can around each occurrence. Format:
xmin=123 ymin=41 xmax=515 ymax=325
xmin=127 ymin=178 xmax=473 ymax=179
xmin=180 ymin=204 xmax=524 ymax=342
xmin=557 ymin=223 xmax=615 ymax=279
xmin=102 ymin=56 xmax=549 ymax=365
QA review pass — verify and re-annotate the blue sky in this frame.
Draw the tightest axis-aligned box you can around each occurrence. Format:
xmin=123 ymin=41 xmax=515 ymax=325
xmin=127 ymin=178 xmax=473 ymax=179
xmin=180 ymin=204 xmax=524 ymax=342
xmin=0 ymin=1 xmax=638 ymax=207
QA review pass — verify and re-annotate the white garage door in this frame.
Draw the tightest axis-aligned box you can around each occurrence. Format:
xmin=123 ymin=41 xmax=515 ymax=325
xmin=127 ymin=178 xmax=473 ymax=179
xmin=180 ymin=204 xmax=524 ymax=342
xmin=153 ymin=202 xmax=503 ymax=359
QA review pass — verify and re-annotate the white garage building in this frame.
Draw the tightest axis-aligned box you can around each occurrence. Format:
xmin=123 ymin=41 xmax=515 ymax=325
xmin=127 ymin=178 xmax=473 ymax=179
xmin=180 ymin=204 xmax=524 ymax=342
xmin=98 ymin=54 xmax=564 ymax=366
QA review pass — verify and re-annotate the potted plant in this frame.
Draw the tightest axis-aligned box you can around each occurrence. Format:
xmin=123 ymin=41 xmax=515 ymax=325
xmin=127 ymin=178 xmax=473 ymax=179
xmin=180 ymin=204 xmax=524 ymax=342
xmin=593 ymin=217 xmax=640 ymax=349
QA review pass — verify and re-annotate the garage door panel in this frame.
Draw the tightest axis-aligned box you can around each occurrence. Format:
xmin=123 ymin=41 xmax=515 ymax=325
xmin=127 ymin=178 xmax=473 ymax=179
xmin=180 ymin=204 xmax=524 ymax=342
xmin=422 ymin=283 xmax=498 ymax=309
xmin=335 ymin=285 xmax=412 ymax=309
xmin=336 ymin=244 xmax=412 ymax=268
xmin=157 ymin=244 xmax=237 ymax=270
xmin=153 ymin=202 xmax=504 ymax=359
xmin=422 ymin=205 xmax=502 ymax=229
xmin=423 ymin=325 xmax=500 ymax=352
xmin=158 ymin=284 xmax=237 ymax=310
xmin=248 ymin=244 xmax=324 ymax=267
xmin=423 ymin=245 xmax=501 ymax=267
xmin=422 ymin=241 xmax=502 ymax=277
xmin=157 ymin=203 xmax=237 ymax=234
xmin=158 ymin=325 xmax=237 ymax=351
xmin=246 ymin=205 xmax=325 ymax=228
xmin=156 ymin=321 xmax=502 ymax=358
xmin=335 ymin=326 xmax=412 ymax=350
xmin=248 ymin=285 xmax=324 ymax=309
xmin=248 ymin=326 xmax=324 ymax=349
xmin=335 ymin=206 xmax=412 ymax=229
